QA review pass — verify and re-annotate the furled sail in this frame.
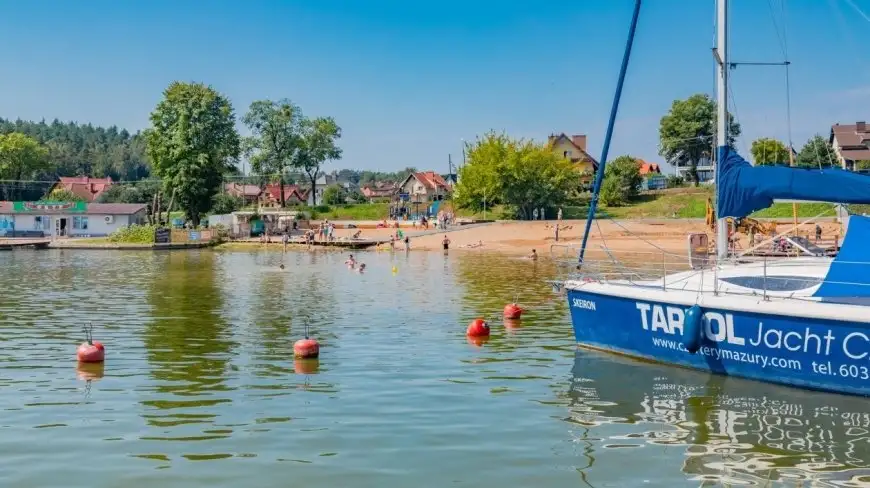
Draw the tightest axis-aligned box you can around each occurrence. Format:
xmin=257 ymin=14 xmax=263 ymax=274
xmin=716 ymin=146 xmax=870 ymax=219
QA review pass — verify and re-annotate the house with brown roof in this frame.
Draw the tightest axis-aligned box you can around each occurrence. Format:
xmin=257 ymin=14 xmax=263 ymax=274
xmin=547 ymin=133 xmax=599 ymax=177
xmin=398 ymin=171 xmax=451 ymax=203
xmin=361 ymin=182 xmax=397 ymax=203
xmin=0 ymin=201 xmax=146 ymax=237
xmin=259 ymin=183 xmax=308 ymax=207
xmin=224 ymin=183 xmax=262 ymax=205
xmin=50 ymin=176 xmax=114 ymax=202
xmin=830 ymin=121 xmax=870 ymax=171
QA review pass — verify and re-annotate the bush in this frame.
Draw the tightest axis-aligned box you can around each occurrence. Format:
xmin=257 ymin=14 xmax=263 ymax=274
xmin=108 ymin=224 xmax=158 ymax=243
xmin=600 ymin=155 xmax=642 ymax=206
xmin=47 ymin=188 xmax=85 ymax=202
xmin=666 ymin=174 xmax=685 ymax=188
xmin=211 ymin=193 xmax=244 ymax=215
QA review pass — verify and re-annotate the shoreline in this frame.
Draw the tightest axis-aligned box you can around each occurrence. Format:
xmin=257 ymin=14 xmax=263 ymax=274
xmin=1 ymin=218 xmax=844 ymax=256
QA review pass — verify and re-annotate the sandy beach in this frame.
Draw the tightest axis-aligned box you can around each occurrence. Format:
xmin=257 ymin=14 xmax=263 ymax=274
xmin=305 ymin=219 xmax=846 ymax=257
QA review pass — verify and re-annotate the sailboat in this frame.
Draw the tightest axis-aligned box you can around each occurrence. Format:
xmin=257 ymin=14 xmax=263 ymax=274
xmin=563 ymin=0 xmax=870 ymax=397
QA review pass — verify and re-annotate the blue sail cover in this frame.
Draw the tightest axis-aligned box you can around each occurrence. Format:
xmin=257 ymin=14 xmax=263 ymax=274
xmin=716 ymin=146 xmax=870 ymax=218
xmin=814 ymin=215 xmax=870 ymax=299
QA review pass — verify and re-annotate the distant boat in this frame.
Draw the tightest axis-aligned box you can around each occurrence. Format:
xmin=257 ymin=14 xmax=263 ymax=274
xmin=562 ymin=0 xmax=870 ymax=396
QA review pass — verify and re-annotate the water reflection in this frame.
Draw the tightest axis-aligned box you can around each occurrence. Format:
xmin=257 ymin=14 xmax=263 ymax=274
xmin=567 ymin=350 xmax=870 ymax=487
xmin=141 ymin=251 xmax=234 ymax=422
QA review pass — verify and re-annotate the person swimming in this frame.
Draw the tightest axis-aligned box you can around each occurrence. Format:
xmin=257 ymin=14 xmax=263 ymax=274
xmin=358 ymin=263 xmax=366 ymax=273
xmin=528 ymin=249 xmax=538 ymax=261
xmin=279 ymin=263 xmax=285 ymax=270
xmin=345 ymin=254 xmax=356 ymax=267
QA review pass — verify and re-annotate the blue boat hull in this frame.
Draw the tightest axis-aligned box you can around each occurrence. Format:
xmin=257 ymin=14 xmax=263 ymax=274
xmin=567 ymin=288 xmax=870 ymax=396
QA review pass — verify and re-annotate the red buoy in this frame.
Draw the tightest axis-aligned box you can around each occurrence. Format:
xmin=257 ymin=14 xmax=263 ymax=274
xmin=77 ymin=341 xmax=105 ymax=363
xmin=466 ymin=318 xmax=490 ymax=337
xmin=503 ymin=303 xmax=523 ymax=319
xmin=294 ymin=338 xmax=320 ymax=358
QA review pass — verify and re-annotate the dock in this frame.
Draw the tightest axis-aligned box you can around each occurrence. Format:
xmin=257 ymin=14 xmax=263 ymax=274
xmin=0 ymin=238 xmax=51 ymax=250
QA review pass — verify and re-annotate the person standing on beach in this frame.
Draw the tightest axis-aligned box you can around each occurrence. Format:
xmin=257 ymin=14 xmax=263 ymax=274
xmin=442 ymin=235 xmax=451 ymax=252
xmin=404 ymin=235 xmax=410 ymax=252
xmin=282 ymin=232 xmax=289 ymax=252
xmin=532 ymin=208 xmax=539 ymax=221
xmin=557 ymin=207 xmax=563 ymax=221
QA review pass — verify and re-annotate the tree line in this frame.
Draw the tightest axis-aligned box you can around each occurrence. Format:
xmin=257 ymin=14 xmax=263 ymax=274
xmin=0 ymin=82 xmax=344 ymax=224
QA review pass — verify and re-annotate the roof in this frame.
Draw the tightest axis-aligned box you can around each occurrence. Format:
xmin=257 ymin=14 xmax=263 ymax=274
xmin=361 ymin=184 xmax=396 ymax=198
xmin=0 ymin=201 xmax=146 ymax=215
xmin=400 ymin=171 xmax=451 ymax=192
xmin=547 ymin=133 xmax=599 ymax=168
xmin=261 ymin=183 xmax=307 ymax=202
xmin=53 ymin=176 xmax=114 ymax=202
xmin=637 ymin=160 xmax=662 ymax=175
xmin=831 ymin=122 xmax=870 ymax=162
xmin=225 ymin=183 xmax=262 ymax=197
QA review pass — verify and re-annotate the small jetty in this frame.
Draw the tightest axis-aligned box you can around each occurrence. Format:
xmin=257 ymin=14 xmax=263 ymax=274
xmin=0 ymin=238 xmax=51 ymax=250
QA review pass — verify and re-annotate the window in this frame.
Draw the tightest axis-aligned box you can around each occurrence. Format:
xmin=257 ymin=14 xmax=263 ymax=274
xmin=34 ymin=216 xmax=50 ymax=230
xmin=73 ymin=216 xmax=89 ymax=230
xmin=564 ymin=150 xmax=573 ymax=158
xmin=719 ymin=275 xmax=821 ymax=292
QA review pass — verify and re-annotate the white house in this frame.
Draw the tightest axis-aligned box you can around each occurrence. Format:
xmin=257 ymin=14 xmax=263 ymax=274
xmin=0 ymin=201 xmax=147 ymax=238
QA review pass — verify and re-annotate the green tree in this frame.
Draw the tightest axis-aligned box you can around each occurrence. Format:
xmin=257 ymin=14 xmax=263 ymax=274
xmin=296 ymin=117 xmax=342 ymax=206
xmin=453 ymin=132 xmax=512 ymax=211
xmin=0 ymin=132 xmax=49 ymax=200
xmin=599 ymin=155 xmax=642 ymax=206
xmin=211 ymin=193 xmax=245 ymax=214
xmin=322 ymin=184 xmax=344 ymax=205
xmin=795 ymin=135 xmax=839 ymax=169
xmin=659 ymin=93 xmax=741 ymax=186
xmin=98 ymin=180 xmax=160 ymax=204
xmin=145 ymin=82 xmax=241 ymax=226
xmin=242 ymin=99 xmax=303 ymax=207
xmin=47 ymin=188 xmax=85 ymax=202
xmin=856 ymin=160 xmax=870 ymax=172
xmin=750 ymin=138 xmax=790 ymax=166
xmin=454 ymin=132 xmax=576 ymax=218
xmin=499 ymin=142 xmax=576 ymax=219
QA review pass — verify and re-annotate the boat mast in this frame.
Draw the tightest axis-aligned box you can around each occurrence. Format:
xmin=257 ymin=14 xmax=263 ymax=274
xmin=715 ymin=0 xmax=729 ymax=259
xmin=577 ymin=0 xmax=643 ymax=265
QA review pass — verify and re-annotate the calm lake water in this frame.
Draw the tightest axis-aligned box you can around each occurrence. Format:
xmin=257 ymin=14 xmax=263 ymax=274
xmin=0 ymin=249 xmax=869 ymax=487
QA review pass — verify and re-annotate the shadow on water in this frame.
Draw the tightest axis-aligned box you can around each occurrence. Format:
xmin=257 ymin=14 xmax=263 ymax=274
xmin=566 ymin=349 xmax=870 ymax=487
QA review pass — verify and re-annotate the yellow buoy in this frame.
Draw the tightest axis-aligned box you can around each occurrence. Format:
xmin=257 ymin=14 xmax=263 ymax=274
xmin=391 ymin=266 xmax=398 ymax=274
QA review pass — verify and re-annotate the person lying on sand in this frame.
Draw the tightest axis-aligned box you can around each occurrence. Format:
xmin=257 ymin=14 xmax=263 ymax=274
xmin=461 ymin=240 xmax=484 ymax=249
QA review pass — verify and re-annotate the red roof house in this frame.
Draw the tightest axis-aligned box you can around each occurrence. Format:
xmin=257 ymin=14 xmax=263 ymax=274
xmin=51 ymin=176 xmax=114 ymax=202
xmin=260 ymin=183 xmax=308 ymax=207
xmin=637 ymin=160 xmax=662 ymax=176
xmin=398 ymin=171 xmax=451 ymax=202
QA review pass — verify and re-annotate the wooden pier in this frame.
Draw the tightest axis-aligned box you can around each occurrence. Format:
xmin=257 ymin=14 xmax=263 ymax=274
xmin=0 ymin=238 xmax=51 ymax=250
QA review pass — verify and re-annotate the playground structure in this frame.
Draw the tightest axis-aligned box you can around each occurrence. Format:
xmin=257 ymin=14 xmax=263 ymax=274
xmin=704 ymin=198 xmax=839 ymax=256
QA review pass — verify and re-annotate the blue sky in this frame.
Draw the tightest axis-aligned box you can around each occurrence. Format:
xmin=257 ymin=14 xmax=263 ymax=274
xmin=1 ymin=0 xmax=868 ymax=173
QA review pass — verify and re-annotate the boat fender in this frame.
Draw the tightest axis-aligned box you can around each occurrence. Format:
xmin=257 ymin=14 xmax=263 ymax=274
xmin=681 ymin=305 xmax=703 ymax=354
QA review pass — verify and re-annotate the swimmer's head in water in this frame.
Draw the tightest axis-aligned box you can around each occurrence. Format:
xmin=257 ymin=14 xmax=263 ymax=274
xmin=279 ymin=264 xmax=285 ymax=269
